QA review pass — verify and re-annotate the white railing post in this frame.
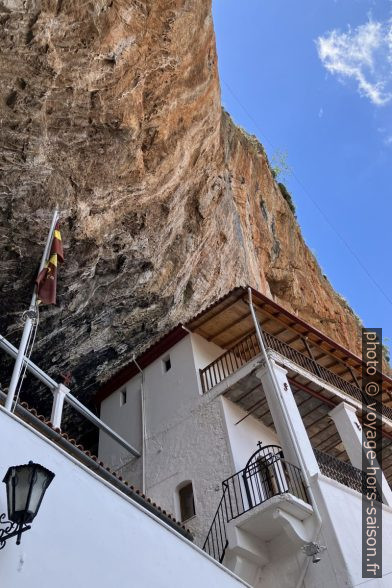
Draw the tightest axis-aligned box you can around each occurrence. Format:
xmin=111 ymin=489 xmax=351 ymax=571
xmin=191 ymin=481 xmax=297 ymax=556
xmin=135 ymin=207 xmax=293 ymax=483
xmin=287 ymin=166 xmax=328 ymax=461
xmin=51 ymin=383 xmax=69 ymax=429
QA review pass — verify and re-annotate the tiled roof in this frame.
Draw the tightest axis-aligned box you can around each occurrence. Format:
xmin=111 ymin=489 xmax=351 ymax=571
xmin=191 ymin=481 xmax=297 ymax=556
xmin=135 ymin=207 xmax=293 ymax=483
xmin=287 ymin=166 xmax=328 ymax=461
xmin=96 ymin=284 xmax=392 ymax=404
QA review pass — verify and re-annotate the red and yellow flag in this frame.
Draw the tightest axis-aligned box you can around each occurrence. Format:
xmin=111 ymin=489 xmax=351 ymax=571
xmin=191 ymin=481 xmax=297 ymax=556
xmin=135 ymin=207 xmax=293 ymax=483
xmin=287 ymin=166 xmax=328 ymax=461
xmin=36 ymin=223 xmax=64 ymax=305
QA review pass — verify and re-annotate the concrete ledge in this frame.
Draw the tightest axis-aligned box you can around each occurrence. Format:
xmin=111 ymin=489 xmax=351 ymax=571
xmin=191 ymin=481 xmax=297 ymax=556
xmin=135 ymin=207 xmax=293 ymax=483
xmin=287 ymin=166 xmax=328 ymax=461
xmin=233 ymin=493 xmax=313 ymax=542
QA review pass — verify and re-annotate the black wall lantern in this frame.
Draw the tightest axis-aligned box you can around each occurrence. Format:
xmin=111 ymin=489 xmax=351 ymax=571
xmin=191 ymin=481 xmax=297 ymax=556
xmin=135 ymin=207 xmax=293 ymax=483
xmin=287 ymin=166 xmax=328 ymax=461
xmin=0 ymin=461 xmax=55 ymax=549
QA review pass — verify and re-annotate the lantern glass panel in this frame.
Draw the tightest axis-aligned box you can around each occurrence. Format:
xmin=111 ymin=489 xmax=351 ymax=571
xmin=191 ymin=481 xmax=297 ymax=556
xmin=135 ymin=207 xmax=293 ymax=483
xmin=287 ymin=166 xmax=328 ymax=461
xmin=13 ymin=466 xmax=34 ymax=523
xmin=28 ymin=468 xmax=52 ymax=518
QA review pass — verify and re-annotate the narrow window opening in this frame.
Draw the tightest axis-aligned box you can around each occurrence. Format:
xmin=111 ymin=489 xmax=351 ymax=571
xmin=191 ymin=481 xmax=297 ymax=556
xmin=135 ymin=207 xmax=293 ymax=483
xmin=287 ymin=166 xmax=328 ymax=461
xmin=162 ymin=355 xmax=171 ymax=373
xmin=179 ymin=482 xmax=195 ymax=522
xmin=120 ymin=389 xmax=127 ymax=406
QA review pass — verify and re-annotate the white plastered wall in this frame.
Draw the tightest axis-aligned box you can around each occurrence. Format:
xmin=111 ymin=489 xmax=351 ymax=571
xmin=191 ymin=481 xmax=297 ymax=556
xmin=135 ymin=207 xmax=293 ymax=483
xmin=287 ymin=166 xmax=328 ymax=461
xmin=221 ymin=396 xmax=279 ymax=472
xmin=190 ymin=332 xmax=225 ymax=380
xmin=143 ymin=334 xmax=201 ymax=437
xmin=99 ymin=333 xmax=231 ymax=546
xmin=99 ymin=332 xmax=224 ymax=458
xmin=99 ymin=373 xmax=142 ymax=471
xmin=0 ymin=408 xmax=247 ymax=588
xmin=309 ymin=475 xmax=392 ymax=587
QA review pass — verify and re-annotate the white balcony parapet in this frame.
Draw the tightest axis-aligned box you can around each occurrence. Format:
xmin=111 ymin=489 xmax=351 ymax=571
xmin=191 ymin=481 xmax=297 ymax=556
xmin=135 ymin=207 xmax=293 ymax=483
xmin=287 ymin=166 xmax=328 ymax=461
xmin=198 ymin=329 xmax=392 ymax=429
xmin=329 ymin=402 xmax=392 ymax=506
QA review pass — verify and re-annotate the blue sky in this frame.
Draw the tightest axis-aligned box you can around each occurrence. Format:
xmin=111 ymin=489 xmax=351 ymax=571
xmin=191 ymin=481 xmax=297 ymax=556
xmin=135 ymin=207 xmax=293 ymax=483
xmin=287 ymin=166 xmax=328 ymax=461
xmin=213 ymin=0 xmax=392 ymax=354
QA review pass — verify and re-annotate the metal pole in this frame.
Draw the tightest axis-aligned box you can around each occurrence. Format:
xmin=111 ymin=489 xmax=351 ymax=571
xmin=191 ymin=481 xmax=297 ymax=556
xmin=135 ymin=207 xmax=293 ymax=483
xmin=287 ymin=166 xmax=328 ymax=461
xmin=133 ymin=357 xmax=146 ymax=491
xmin=0 ymin=334 xmax=57 ymax=390
xmin=64 ymin=393 xmax=141 ymax=458
xmin=5 ymin=208 xmax=59 ymax=412
xmin=247 ymin=288 xmax=323 ymax=587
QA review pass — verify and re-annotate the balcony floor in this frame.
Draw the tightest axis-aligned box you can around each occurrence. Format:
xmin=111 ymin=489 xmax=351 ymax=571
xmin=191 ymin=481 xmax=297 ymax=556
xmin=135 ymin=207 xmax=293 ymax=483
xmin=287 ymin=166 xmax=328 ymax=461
xmin=233 ymin=492 xmax=313 ymax=542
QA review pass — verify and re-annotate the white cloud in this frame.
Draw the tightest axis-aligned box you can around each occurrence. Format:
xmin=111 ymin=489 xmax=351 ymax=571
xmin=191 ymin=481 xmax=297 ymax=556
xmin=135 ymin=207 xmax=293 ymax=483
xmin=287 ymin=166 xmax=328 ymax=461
xmin=316 ymin=19 xmax=392 ymax=105
xmin=376 ymin=126 xmax=392 ymax=145
xmin=318 ymin=106 xmax=324 ymax=118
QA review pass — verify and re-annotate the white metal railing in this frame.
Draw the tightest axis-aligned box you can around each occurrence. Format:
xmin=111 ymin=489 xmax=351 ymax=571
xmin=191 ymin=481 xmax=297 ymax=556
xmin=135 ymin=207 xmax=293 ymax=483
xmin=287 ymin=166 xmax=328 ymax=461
xmin=0 ymin=334 xmax=140 ymax=458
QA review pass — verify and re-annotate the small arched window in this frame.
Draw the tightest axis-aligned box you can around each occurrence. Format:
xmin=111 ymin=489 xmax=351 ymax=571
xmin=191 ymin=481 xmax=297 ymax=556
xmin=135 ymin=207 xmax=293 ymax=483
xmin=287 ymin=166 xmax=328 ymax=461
xmin=178 ymin=481 xmax=195 ymax=522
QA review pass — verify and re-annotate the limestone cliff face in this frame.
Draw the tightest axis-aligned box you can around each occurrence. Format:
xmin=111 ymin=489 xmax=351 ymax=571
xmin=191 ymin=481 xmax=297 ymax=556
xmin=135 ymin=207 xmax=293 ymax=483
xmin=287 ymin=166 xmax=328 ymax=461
xmin=0 ymin=0 xmax=364 ymax=407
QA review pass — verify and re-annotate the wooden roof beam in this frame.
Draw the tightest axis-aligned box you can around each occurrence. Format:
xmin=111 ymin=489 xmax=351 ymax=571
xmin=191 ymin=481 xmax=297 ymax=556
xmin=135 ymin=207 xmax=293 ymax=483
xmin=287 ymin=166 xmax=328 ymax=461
xmin=228 ymin=383 xmax=263 ymax=404
xmin=272 ymin=325 xmax=291 ymax=337
xmin=308 ymin=421 xmax=336 ymax=442
xmin=223 ymin=321 xmax=269 ymax=348
xmin=334 ymin=448 xmax=348 ymax=460
xmin=206 ymin=311 xmax=251 ymax=342
xmin=258 ymin=404 xmax=273 ymax=420
xmin=382 ymin=463 xmax=392 ymax=475
xmin=235 ymin=399 xmax=265 ymax=425
xmin=296 ymin=396 xmax=314 ymax=410
xmin=303 ymin=411 xmax=331 ymax=432
xmin=191 ymin=296 xmax=241 ymax=330
xmin=317 ymin=434 xmax=342 ymax=454
xmin=288 ymin=378 xmax=337 ymax=408
xmin=300 ymin=403 xmax=325 ymax=421
xmin=284 ymin=333 xmax=303 ymax=346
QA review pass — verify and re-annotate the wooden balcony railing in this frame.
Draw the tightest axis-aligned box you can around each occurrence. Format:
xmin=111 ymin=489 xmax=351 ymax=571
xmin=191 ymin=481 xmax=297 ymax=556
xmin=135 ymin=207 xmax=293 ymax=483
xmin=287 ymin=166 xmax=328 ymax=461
xmin=199 ymin=332 xmax=261 ymax=393
xmin=263 ymin=332 xmax=392 ymax=422
xmin=263 ymin=332 xmax=364 ymax=401
xmin=199 ymin=330 xmax=392 ymax=422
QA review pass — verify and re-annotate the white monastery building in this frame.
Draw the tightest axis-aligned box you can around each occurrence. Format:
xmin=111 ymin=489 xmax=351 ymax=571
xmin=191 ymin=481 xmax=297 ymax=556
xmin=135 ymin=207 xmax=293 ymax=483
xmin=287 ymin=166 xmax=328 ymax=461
xmin=1 ymin=285 xmax=392 ymax=587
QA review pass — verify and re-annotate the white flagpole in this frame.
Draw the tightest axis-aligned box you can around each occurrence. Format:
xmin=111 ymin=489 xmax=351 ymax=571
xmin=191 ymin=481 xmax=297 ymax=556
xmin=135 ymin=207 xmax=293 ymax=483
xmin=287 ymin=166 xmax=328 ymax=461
xmin=5 ymin=207 xmax=59 ymax=412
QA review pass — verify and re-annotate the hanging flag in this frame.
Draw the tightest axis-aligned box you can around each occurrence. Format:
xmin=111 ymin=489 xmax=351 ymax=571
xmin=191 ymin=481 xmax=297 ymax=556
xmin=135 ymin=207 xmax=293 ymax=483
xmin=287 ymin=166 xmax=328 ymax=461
xmin=36 ymin=222 xmax=64 ymax=305
xmin=51 ymin=223 xmax=64 ymax=263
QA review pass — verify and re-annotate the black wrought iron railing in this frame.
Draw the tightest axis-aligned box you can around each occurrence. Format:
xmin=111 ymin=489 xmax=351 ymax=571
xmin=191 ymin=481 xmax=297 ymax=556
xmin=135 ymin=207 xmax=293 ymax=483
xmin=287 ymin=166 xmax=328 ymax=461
xmin=314 ymin=448 xmax=383 ymax=502
xmin=199 ymin=330 xmax=392 ymax=422
xmin=203 ymin=445 xmax=309 ymax=563
xmin=202 ymin=492 xmax=228 ymax=563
